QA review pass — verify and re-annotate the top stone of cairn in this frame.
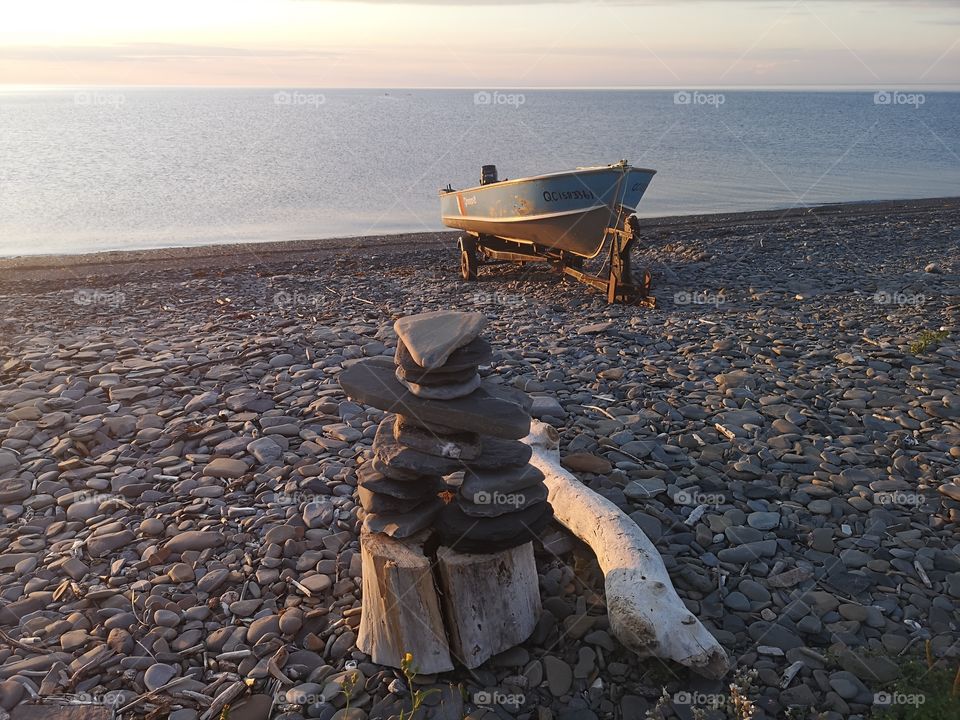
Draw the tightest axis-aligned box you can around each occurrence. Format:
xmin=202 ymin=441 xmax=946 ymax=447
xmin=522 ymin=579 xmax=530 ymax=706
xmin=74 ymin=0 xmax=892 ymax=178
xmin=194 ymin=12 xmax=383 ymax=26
xmin=394 ymin=311 xmax=488 ymax=370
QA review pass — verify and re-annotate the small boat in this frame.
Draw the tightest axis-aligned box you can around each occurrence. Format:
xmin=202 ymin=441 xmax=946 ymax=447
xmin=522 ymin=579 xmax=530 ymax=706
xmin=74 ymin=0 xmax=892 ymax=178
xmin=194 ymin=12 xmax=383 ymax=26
xmin=439 ymin=161 xmax=657 ymax=304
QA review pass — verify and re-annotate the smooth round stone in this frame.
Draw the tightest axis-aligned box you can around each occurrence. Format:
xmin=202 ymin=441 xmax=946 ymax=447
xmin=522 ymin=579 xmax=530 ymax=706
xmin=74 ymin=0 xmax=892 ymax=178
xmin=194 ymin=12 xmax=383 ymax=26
xmin=144 ymin=663 xmax=178 ymax=691
xmin=0 ymin=478 xmax=31 ymax=503
xmin=723 ymin=591 xmax=752 ymax=612
xmin=807 ymin=499 xmax=833 ymax=514
xmin=154 ymin=609 xmax=181 ymax=627
xmin=168 ymin=563 xmax=195 ymax=583
xmin=139 ymin=518 xmax=165 ymax=536
xmin=747 ymin=511 xmax=780 ymax=530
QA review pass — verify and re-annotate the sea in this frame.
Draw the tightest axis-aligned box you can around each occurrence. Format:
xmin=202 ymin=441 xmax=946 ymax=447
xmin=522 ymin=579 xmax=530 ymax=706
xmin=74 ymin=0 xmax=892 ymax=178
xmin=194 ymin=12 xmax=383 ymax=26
xmin=1 ymin=88 xmax=958 ymax=256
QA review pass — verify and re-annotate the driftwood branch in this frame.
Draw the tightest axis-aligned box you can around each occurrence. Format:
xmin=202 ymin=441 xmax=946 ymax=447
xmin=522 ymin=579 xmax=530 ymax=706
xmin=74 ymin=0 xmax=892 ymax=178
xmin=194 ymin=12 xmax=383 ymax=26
xmin=523 ymin=420 xmax=729 ymax=679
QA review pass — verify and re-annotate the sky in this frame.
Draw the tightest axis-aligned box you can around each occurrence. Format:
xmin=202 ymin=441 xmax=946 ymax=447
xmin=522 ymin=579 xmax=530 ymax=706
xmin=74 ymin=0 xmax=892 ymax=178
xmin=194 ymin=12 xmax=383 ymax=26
xmin=0 ymin=0 xmax=958 ymax=89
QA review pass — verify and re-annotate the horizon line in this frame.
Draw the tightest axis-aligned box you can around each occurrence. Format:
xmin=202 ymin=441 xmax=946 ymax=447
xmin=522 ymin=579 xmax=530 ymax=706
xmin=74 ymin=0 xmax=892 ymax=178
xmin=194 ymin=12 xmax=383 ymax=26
xmin=2 ymin=83 xmax=959 ymax=91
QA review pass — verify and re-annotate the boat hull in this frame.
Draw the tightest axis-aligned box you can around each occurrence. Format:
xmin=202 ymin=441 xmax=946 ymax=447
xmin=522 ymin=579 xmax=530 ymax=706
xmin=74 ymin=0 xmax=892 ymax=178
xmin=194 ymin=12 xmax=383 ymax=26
xmin=440 ymin=165 xmax=655 ymax=258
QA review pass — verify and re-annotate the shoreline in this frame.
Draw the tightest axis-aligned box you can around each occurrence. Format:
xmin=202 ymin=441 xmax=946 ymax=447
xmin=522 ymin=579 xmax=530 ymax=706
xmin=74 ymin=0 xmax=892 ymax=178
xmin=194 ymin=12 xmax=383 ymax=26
xmin=0 ymin=194 xmax=957 ymax=718
xmin=1 ymin=196 xmax=958 ymax=285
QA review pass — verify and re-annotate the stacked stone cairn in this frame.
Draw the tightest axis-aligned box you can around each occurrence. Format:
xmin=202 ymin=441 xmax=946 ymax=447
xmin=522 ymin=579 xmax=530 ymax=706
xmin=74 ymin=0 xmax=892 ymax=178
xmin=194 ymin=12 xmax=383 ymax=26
xmin=339 ymin=310 xmax=552 ymax=553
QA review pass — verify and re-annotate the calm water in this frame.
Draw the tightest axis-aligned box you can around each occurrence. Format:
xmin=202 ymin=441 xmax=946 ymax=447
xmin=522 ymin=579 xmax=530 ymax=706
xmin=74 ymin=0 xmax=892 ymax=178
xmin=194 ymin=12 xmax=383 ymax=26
xmin=1 ymin=88 xmax=958 ymax=256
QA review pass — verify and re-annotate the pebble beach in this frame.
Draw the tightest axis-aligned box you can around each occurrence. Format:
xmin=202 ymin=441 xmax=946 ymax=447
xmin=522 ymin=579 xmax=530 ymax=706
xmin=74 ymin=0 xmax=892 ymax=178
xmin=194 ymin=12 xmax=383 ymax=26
xmin=1 ymin=197 xmax=959 ymax=720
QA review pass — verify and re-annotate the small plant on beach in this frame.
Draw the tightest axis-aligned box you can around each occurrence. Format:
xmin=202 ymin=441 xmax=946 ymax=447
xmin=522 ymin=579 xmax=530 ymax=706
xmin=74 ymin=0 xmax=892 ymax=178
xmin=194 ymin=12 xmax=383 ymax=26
xmin=644 ymin=688 xmax=671 ymax=719
xmin=872 ymin=641 xmax=960 ymax=719
xmin=397 ymin=652 xmax=439 ymax=720
xmin=340 ymin=668 xmax=359 ymax=711
xmin=909 ymin=329 xmax=949 ymax=355
xmin=728 ymin=668 xmax=758 ymax=720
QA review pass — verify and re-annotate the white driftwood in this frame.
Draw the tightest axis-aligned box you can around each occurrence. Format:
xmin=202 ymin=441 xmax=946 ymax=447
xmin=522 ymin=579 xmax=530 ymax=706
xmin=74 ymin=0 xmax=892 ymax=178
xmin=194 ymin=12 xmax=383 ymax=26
xmin=523 ymin=420 xmax=730 ymax=679
xmin=436 ymin=542 xmax=540 ymax=669
xmin=357 ymin=529 xmax=454 ymax=673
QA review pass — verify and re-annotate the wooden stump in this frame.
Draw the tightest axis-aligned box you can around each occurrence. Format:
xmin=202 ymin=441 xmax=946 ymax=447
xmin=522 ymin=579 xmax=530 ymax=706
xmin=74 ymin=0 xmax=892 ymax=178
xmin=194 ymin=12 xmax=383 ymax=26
xmin=437 ymin=543 xmax=540 ymax=669
xmin=357 ymin=530 xmax=541 ymax=672
xmin=357 ymin=529 xmax=453 ymax=673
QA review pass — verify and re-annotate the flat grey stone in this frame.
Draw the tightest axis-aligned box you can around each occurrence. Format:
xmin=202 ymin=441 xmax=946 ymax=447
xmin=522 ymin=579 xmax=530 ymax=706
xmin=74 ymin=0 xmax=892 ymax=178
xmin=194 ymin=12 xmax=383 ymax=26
xmin=0 ymin=477 xmax=31 ymax=503
xmin=395 ymin=335 xmax=492 ymax=373
xmin=164 ymin=530 xmax=226 ymax=553
xmin=624 ymin=478 xmax=666 ymax=499
xmin=363 ymin=498 xmax=443 ymax=538
xmin=717 ymin=539 xmax=778 ymax=563
xmin=747 ymin=511 xmax=780 ymax=530
xmin=373 ymin=418 xmax=463 ymax=475
xmin=394 ymin=311 xmax=487 ymax=369
xmin=459 ymin=482 xmax=548 ymax=517
xmin=393 ymin=415 xmax=481 ymax=460
xmin=396 ymin=369 xmax=481 ymax=399
xmin=357 ymin=464 xmax=444 ymax=499
xmin=144 ymin=663 xmax=178 ymax=691
xmin=461 ymin=463 xmax=545 ymax=496
xmin=396 ymin=363 xmax=478 ymax=387
xmin=358 ymin=485 xmax=430 ymax=514
xmin=248 ymin=437 xmax=283 ymax=464
xmin=436 ymin=501 xmax=552 ymax=553
xmin=339 ymin=358 xmax=530 ymax=439
xmin=466 ymin=436 xmax=533 ymax=470
xmin=530 ymin=395 xmax=567 ymax=419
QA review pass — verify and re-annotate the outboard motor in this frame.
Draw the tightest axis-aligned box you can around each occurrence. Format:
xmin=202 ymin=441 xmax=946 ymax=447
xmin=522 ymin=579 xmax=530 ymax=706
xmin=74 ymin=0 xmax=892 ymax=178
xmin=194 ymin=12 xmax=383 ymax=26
xmin=480 ymin=165 xmax=499 ymax=185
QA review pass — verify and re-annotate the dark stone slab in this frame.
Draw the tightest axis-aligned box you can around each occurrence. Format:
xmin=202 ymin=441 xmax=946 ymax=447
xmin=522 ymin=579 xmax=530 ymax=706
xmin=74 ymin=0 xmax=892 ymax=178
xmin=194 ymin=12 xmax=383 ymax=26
xmin=461 ymin=463 xmax=545 ymax=497
xmin=364 ymin=498 xmax=444 ymax=538
xmin=395 ymin=336 xmax=493 ymax=373
xmin=339 ymin=358 xmax=530 ymax=440
xmin=358 ymin=464 xmax=444 ymax=499
xmin=373 ymin=418 xmax=465 ymax=475
xmin=394 ymin=311 xmax=487 ymax=369
xmin=436 ymin=501 xmax=553 ymax=553
xmin=397 ymin=364 xmax=479 ymax=387
xmin=397 ymin=371 xmax=481 ymax=400
xmin=459 ymin=482 xmax=549 ymax=518
xmin=467 ymin=436 xmax=533 ymax=470
xmin=358 ymin=484 xmax=432 ymax=514
xmin=393 ymin=414 xmax=481 ymax=461
xmin=370 ymin=456 xmax=424 ymax=482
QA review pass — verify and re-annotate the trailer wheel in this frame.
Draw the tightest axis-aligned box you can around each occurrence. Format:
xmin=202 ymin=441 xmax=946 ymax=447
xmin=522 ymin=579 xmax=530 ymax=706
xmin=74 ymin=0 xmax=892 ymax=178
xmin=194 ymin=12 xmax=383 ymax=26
xmin=460 ymin=237 xmax=478 ymax=281
xmin=640 ymin=267 xmax=653 ymax=296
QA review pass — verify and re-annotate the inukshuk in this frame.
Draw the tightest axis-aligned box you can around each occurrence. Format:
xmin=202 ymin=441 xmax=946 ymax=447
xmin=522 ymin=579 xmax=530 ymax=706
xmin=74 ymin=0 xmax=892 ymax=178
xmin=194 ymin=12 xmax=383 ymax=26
xmin=340 ymin=310 xmax=552 ymax=550
xmin=338 ymin=310 xmax=552 ymax=671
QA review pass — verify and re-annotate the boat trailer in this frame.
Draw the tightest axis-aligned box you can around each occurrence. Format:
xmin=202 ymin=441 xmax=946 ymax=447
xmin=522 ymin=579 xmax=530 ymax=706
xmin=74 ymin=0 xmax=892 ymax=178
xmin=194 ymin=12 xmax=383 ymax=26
xmin=457 ymin=213 xmax=654 ymax=306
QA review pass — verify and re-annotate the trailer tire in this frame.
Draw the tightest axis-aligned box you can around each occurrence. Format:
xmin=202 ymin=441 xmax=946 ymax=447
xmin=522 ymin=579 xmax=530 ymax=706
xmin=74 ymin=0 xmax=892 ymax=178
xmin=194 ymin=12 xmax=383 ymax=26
xmin=460 ymin=238 xmax=478 ymax=281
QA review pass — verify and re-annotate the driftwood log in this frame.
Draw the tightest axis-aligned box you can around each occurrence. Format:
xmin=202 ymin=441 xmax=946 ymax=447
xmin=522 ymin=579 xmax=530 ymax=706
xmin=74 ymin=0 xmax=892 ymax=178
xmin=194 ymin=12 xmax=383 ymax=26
xmin=437 ymin=543 xmax=540 ymax=668
xmin=357 ymin=529 xmax=453 ymax=673
xmin=523 ymin=420 xmax=730 ymax=679
xmin=357 ymin=529 xmax=540 ymax=672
